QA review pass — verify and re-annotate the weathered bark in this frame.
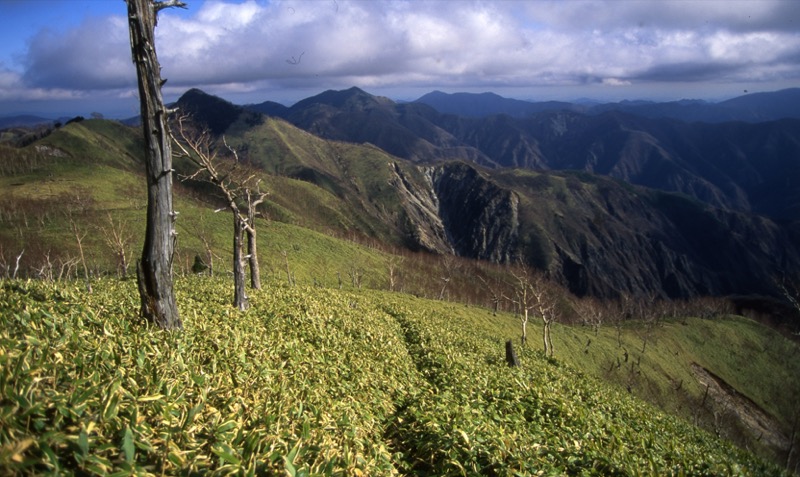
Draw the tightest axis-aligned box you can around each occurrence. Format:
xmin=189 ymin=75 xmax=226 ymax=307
xmin=246 ymin=225 xmax=259 ymax=289
xmin=245 ymin=188 xmax=265 ymax=290
xmin=505 ymin=340 xmax=520 ymax=367
xmin=127 ymin=0 xmax=183 ymax=329
xmin=233 ymin=213 xmax=249 ymax=311
xmin=543 ymin=320 xmax=553 ymax=358
xmin=223 ymin=183 xmax=248 ymax=310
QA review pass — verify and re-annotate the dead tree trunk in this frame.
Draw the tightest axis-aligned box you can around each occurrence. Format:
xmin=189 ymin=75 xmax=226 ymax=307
xmin=245 ymin=186 xmax=266 ymax=290
xmin=172 ymin=118 xmax=257 ymax=310
xmin=233 ymin=213 xmax=248 ymax=311
xmin=531 ymin=273 xmax=558 ymax=358
xmin=477 ymin=273 xmax=502 ymax=316
xmin=509 ymin=264 xmax=534 ymax=348
xmin=127 ymin=0 xmax=184 ymax=329
xmin=543 ymin=320 xmax=553 ymax=358
xmin=70 ymin=218 xmax=91 ymax=293
xmin=505 ymin=340 xmax=520 ymax=367
xmin=282 ymin=250 xmax=294 ymax=286
xmin=521 ymin=309 xmax=529 ymax=347
xmin=245 ymin=225 xmax=259 ymax=288
xmin=101 ymin=212 xmax=132 ymax=279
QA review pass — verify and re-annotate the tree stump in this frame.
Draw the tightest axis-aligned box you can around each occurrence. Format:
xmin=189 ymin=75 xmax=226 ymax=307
xmin=506 ymin=340 xmax=520 ymax=367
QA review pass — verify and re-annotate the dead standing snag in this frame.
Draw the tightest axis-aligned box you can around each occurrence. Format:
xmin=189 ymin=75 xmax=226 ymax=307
xmin=172 ymin=116 xmax=267 ymax=311
xmin=127 ymin=0 xmax=185 ymax=329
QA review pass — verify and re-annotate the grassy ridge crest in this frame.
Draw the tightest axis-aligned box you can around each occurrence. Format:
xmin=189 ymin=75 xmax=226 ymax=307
xmin=0 ymin=278 xmax=788 ymax=475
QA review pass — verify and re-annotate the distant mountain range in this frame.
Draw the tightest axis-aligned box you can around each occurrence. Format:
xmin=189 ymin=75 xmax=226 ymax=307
xmin=243 ymin=86 xmax=800 ymax=220
xmin=244 ymin=87 xmax=800 ymax=123
xmin=0 ymin=115 xmax=60 ymax=129
xmin=6 ymin=86 xmax=799 ymax=301
xmin=4 ymin=87 xmax=799 ymax=128
xmin=171 ymin=88 xmax=800 ymax=300
xmin=413 ymin=88 xmax=800 ymax=123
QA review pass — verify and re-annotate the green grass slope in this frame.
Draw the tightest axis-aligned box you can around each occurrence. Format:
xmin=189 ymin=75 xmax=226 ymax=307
xmin=553 ymin=315 xmax=800 ymax=467
xmin=0 ymin=278 xmax=789 ymax=476
xmin=0 ymin=119 xmax=398 ymax=278
xmin=227 ymin=116 xmax=420 ymax=245
xmin=2 ymin=118 xmax=799 ymax=472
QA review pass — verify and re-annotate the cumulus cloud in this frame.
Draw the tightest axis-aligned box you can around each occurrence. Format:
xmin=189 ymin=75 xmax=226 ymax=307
xmin=0 ymin=65 xmax=21 ymax=92
xmin=7 ymin=0 xmax=800 ymax=108
xmin=0 ymin=62 xmax=85 ymax=102
xmin=22 ymin=15 xmax=133 ymax=90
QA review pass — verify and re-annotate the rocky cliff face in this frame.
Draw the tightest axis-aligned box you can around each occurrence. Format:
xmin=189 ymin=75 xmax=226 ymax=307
xmin=268 ymin=87 xmax=800 ymax=221
xmin=387 ymin=162 xmax=450 ymax=252
xmin=178 ymin=88 xmax=800 ymax=301
xmin=394 ymin=162 xmax=800 ymax=299
xmin=431 ymin=163 xmax=520 ymax=264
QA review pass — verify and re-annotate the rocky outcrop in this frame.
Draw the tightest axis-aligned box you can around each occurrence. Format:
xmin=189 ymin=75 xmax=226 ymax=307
xmin=396 ymin=161 xmax=800 ymax=299
xmin=431 ymin=163 xmax=520 ymax=264
xmin=387 ymin=162 xmax=450 ymax=252
xmin=178 ymin=88 xmax=800 ymax=300
xmin=389 ymin=161 xmax=522 ymax=263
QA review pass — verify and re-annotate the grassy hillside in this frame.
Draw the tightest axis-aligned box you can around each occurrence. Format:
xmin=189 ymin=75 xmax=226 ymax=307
xmin=554 ymin=314 xmax=800 ymax=466
xmin=0 ymin=119 xmax=506 ymax=303
xmin=226 ymin=116 xmax=418 ymax=246
xmin=0 ymin=277 xmax=791 ymax=476
xmin=0 ymin=120 xmax=383 ymax=278
xmin=2 ymin=118 xmax=799 ymax=472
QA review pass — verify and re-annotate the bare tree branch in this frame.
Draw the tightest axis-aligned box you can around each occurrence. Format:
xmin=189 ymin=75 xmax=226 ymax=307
xmin=286 ymin=51 xmax=305 ymax=65
xmin=154 ymin=0 xmax=187 ymax=14
xmin=172 ymin=114 xmax=269 ymax=305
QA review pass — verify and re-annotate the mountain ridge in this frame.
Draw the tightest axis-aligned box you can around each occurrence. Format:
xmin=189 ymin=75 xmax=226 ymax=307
xmin=412 ymin=87 xmax=800 ymax=123
xmin=244 ymin=86 xmax=800 ymax=220
xmin=171 ymin=89 xmax=800 ymax=301
xmin=6 ymin=89 xmax=799 ymax=303
xmin=5 ymin=86 xmax=799 ymax=128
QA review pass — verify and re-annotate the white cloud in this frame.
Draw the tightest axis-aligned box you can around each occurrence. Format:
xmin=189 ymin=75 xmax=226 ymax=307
xmin=0 ymin=63 xmax=85 ymax=101
xmin=0 ymin=65 xmax=20 ymax=91
xmin=4 ymin=0 xmax=800 ymax=112
xmin=22 ymin=15 xmax=132 ymax=89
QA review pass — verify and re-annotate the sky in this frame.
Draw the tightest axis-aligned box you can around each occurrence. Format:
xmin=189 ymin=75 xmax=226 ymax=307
xmin=0 ymin=0 xmax=799 ymax=118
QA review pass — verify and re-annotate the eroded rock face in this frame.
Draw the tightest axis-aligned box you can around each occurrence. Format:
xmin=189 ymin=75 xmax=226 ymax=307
xmin=389 ymin=161 xmax=521 ymax=263
xmin=431 ymin=163 xmax=520 ymax=264
xmin=387 ymin=162 xmax=450 ymax=253
xmin=395 ymin=161 xmax=800 ymax=299
xmin=691 ymin=364 xmax=790 ymax=454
